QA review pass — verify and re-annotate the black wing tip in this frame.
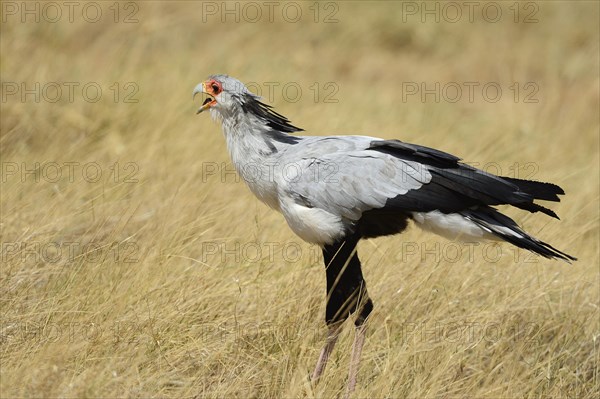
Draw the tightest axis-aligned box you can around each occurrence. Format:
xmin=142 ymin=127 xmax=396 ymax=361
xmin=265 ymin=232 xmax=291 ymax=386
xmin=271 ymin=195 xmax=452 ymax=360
xmin=503 ymin=177 xmax=566 ymax=202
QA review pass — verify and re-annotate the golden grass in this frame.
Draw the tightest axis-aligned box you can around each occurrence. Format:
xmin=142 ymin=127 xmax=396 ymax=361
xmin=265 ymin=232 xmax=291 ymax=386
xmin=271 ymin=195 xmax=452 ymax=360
xmin=1 ymin=1 xmax=598 ymax=398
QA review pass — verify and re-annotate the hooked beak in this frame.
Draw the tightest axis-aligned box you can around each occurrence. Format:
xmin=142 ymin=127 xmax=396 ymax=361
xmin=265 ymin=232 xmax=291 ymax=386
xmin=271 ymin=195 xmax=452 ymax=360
xmin=193 ymin=82 xmax=216 ymax=114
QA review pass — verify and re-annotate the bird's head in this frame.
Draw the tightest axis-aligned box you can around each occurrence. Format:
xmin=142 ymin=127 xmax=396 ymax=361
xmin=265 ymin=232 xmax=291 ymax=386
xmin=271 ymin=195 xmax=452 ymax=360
xmin=193 ymin=74 xmax=253 ymax=119
xmin=193 ymin=74 xmax=303 ymax=133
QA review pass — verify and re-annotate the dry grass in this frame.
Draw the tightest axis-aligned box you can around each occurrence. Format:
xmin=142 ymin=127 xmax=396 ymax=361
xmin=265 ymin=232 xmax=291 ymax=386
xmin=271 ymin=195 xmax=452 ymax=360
xmin=1 ymin=1 xmax=599 ymax=398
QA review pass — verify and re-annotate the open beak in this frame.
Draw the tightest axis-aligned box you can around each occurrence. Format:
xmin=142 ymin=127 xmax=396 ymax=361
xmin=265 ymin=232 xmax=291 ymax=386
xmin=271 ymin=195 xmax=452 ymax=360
xmin=193 ymin=82 xmax=217 ymax=114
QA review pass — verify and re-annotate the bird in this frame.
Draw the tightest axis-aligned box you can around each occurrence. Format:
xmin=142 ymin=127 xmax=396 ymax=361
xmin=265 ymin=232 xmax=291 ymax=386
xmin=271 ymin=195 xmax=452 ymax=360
xmin=192 ymin=74 xmax=576 ymax=398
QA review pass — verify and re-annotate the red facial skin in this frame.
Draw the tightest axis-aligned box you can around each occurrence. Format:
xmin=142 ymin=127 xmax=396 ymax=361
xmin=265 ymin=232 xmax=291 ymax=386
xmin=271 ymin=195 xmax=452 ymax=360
xmin=206 ymin=80 xmax=222 ymax=96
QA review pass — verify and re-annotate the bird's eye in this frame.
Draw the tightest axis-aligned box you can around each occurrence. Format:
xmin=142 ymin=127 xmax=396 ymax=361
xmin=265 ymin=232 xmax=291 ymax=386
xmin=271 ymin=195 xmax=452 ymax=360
xmin=211 ymin=83 xmax=221 ymax=94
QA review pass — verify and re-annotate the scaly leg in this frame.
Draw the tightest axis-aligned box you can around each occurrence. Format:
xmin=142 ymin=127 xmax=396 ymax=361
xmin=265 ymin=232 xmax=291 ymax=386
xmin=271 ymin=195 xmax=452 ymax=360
xmin=344 ymin=323 xmax=367 ymax=399
xmin=311 ymin=323 xmax=342 ymax=381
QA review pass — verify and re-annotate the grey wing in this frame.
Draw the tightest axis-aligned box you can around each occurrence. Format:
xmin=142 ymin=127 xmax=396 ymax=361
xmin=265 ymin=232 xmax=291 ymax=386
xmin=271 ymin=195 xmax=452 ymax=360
xmin=277 ymin=135 xmax=564 ymax=222
xmin=278 ymin=150 xmax=432 ymax=221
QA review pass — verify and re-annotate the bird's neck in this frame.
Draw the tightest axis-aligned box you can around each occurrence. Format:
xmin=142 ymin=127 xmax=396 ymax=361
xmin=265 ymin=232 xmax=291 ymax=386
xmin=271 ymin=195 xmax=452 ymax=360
xmin=217 ymin=112 xmax=299 ymax=210
xmin=213 ymin=97 xmax=303 ymax=166
xmin=219 ymin=113 xmax=290 ymax=168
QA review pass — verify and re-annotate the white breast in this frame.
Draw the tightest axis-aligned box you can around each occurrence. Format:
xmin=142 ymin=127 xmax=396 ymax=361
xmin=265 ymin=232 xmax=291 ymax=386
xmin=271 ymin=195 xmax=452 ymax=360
xmin=278 ymin=195 xmax=346 ymax=245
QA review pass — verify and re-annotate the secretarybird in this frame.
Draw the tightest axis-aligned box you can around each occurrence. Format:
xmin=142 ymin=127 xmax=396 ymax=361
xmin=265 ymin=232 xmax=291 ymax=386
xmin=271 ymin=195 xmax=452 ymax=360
xmin=193 ymin=75 xmax=576 ymax=397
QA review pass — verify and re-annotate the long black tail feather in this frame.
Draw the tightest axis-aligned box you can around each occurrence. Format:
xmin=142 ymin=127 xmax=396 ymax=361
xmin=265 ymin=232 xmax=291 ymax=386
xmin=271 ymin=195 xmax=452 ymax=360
xmin=461 ymin=207 xmax=576 ymax=263
xmin=512 ymin=201 xmax=560 ymax=219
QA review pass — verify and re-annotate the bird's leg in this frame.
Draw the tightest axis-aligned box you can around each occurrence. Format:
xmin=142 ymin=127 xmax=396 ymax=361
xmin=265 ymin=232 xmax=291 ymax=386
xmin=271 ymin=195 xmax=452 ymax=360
xmin=311 ymin=322 xmax=342 ymax=381
xmin=342 ymin=279 xmax=372 ymax=398
xmin=313 ymin=235 xmax=373 ymax=396
xmin=345 ymin=317 xmax=368 ymax=399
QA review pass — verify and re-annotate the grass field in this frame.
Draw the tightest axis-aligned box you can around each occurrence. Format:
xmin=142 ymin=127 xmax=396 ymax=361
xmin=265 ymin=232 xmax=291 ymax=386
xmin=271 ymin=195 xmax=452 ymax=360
xmin=1 ymin=1 xmax=599 ymax=398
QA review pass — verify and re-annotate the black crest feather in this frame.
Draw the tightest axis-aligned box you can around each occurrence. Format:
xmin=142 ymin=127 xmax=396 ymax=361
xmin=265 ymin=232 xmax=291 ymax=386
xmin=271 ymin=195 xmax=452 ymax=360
xmin=241 ymin=94 xmax=303 ymax=133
